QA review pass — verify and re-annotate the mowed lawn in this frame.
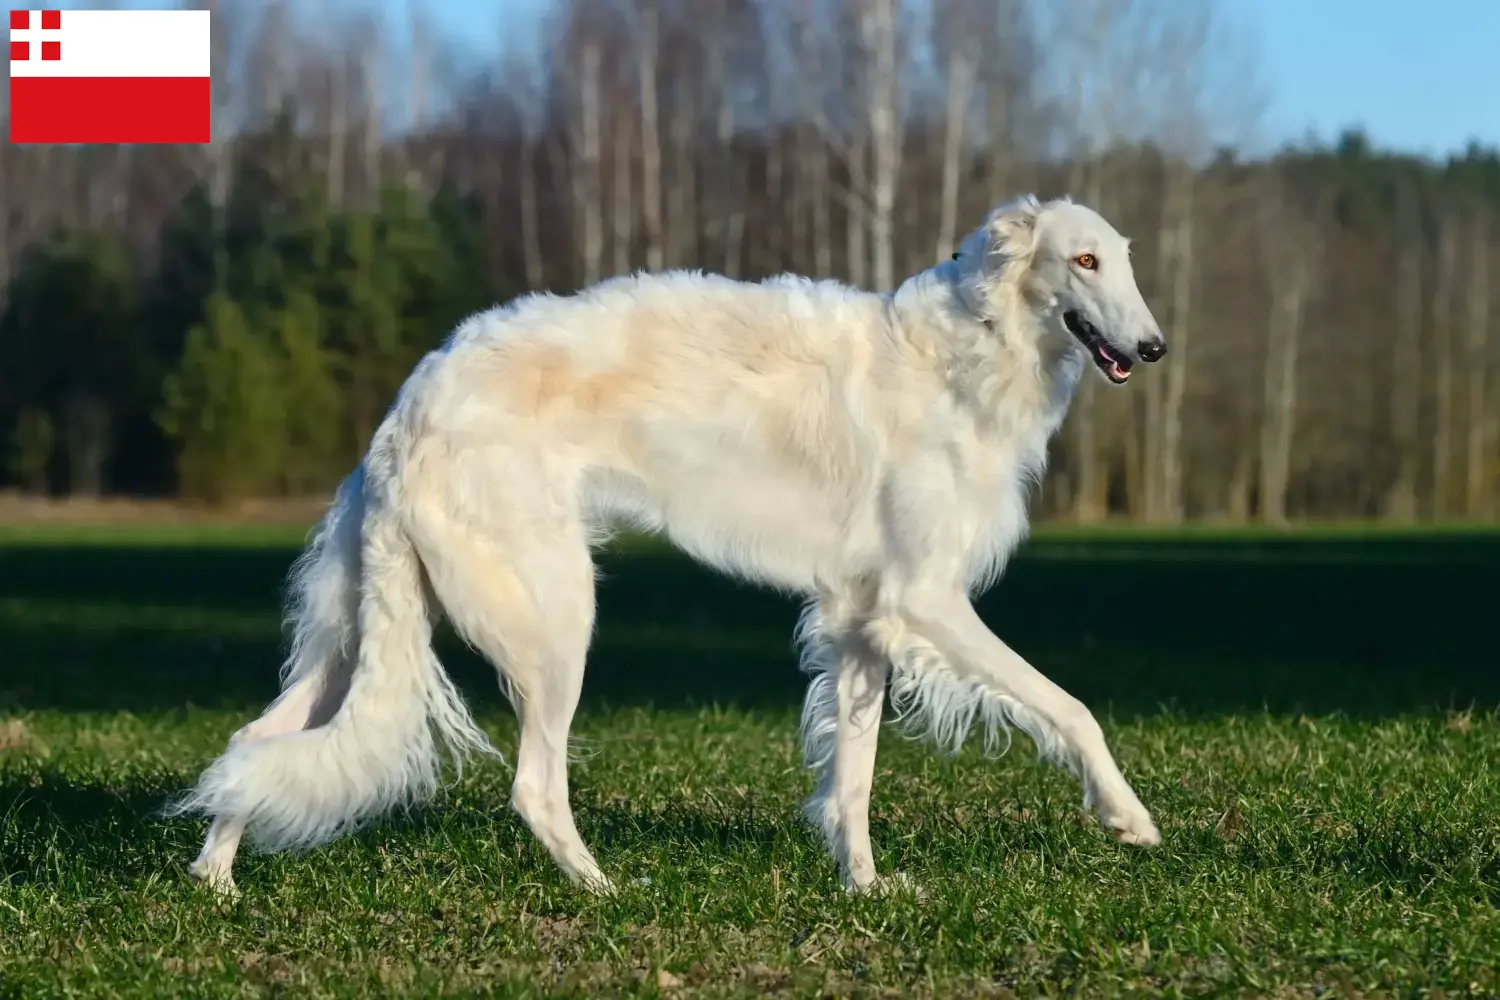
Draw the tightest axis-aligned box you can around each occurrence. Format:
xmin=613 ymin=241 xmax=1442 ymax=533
xmin=0 ymin=523 xmax=1497 ymax=998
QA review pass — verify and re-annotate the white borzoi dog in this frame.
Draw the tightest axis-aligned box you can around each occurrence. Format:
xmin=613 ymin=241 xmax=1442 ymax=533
xmin=174 ymin=194 xmax=1168 ymax=897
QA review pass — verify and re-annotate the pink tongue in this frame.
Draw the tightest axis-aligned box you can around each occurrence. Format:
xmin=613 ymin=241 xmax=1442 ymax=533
xmin=1111 ymin=362 xmax=1129 ymax=378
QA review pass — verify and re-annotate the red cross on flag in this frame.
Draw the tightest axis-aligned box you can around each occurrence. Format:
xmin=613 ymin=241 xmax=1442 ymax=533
xmin=9 ymin=8 xmax=211 ymax=144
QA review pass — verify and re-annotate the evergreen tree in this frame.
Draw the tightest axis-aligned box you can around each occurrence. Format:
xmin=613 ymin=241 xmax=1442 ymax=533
xmin=157 ymin=295 xmax=287 ymax=503
xmin=0 ymin=230 xmax=140 ymax=496
xmin=275 ymin=292 xmax=345 ymax=494
xmin=7 ymin=409 xmax=56 ymax=496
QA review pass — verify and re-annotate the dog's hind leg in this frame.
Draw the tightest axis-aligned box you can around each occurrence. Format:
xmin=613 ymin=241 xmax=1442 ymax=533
xmin=187 ymin=663 xmax=351 ymax=896
xmin=186 ymin=470 xmax=363 ymax=897
xmin=410 ymin=487 xmax=610 ymax=893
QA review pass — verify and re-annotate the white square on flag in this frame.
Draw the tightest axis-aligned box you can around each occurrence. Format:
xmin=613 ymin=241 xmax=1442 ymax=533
xmin=9 ymin=8 xmax=211 ymax=144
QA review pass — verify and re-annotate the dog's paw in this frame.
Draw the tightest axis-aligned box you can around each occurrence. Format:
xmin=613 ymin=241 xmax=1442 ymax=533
xmin=1100 ymin=811 xmax=1161 ymax=847
xmin=846 ymin=870 xmax=928 ymax=902
xmin=188 ymin=860 xmax=241 ymax=900
xmin=574 ymin=870 xmax=618 ymax=897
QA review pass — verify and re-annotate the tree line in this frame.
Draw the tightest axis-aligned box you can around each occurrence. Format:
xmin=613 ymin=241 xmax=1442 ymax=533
xmin=0 ymin=0 xmax=1495 ymax=522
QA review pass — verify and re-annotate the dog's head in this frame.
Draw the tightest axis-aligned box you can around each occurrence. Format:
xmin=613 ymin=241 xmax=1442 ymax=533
xmin=954 ymin=195 xmax=1166 ymax=385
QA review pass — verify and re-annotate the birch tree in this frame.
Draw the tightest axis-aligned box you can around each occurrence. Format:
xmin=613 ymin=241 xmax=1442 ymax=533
xmin=572 ymin=39 xmax=605 ymax=288
xmin=1256 ymin=171 xmax=1326 ymax=524
xmin=786 ymin=1 xmax=834 ymax=278
xmin=1133 ymin=0 xmax=1234 ymax=522
xmin=1463 ymin=208 xmax=1492 ymax=517
xmin=977 ymin=0 xmax=1035 ymax=214
xmin=406 ymin=0 xmax=431 ymax=171
xmin=665 ymin=39 xmax=699 ymax=270
xmin=1382 ymin=181 xmax=1425 ymax=520
xmin=611 ymin=89 xmax=637 ymax=278
xmin=932 ymin=1 xmax=980 ymax=262
xmin=359 ymin=16 xmax=384 ymax=203
xmin=702 ymin=0 xmax=746 ymax=277
xmin=1049 ymin=0 xmax=1126 ymax=522
xmin=1430 ymin=209 xmax=1461 ymax=519
xmin=634 ymin=0 xmax=665 ymax=272
xmin=858 ymin=0 xmax=903 ymax=292
xmin=203 ymin=0 xmax=239 ymax=294
xmin=1143 ymin=162 xmax=1195 ymax=521
xmin=322 ymin=3 xmax=348 ymax=209
xmin=502 ymin=52 xmax=547 ymax=290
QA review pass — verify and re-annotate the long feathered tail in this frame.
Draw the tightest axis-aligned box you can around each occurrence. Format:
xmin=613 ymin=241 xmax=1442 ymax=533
xmin=169 ymin=459 xmax=496 ymax=853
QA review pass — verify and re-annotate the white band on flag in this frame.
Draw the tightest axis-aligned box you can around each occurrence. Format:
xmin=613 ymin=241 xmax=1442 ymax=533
xmin=9 ymin=9 xmax=211 ymax=79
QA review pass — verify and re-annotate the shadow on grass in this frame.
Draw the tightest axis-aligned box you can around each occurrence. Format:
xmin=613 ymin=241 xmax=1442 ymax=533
xmin=0 ymin=531 xmax=1496 ymax=719
xmin=0 ymin=771 xmax=795 ymax=893
xmin=4 ymin=771 xmax=1497 ymax=907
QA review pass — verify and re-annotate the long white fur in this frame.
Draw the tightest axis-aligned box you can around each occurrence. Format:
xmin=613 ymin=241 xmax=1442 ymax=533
xmin=797 ymin=599 xmax=1074 ymax=788
xmin=176 ymin=193 xmax=1168 ymax=896
xmin=169 ymin=388 xmax=499 ymax=854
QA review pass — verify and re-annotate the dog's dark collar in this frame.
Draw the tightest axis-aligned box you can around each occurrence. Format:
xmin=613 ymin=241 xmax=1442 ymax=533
xmin=946 ymin=250 xmax=995 ymax=331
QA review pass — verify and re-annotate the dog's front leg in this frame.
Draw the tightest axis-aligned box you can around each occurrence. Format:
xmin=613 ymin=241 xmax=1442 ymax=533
xmin=803 ymin=634 xmax=891 ymax=892
xmin=887 ymin=591 xmax=1159 ymax=846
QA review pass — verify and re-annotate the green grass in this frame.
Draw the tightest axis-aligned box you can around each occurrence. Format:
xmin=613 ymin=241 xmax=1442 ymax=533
xmin=1 ymin=526 xmax=1497 ymax=997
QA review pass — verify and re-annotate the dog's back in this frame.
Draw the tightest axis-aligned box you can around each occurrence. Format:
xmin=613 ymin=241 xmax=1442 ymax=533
xmin=446 ymin=269 xmax=892 ymax=422
xmin=409 ymin=269 xmax=910 ymax=590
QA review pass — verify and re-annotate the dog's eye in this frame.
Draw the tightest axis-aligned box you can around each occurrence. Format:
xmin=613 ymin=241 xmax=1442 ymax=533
xmin=1073 ymin=253 xmax=1097 ymax=271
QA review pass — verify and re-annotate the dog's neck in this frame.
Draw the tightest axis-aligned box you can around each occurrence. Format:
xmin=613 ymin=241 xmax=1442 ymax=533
xmin=888 ymin=261 xmax=1087 ymax=427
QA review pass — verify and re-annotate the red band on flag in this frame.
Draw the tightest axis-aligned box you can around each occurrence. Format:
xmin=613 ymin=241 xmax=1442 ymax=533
xmin=9 ymin=77 xmax=212 ymax=144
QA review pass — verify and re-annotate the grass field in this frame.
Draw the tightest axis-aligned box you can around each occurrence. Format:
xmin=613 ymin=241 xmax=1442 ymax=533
xmin=1 ymin=523 xmax=1497 ymax=997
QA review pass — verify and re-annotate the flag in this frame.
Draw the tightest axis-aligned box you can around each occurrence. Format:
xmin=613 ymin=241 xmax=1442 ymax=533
xmin=9 ymin=9 xmax=211 ymax=144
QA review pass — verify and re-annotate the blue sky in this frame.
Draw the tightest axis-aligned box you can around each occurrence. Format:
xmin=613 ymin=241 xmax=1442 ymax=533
xmin=395 ymin=0 xmax=1496 ymax=161
xmin=1244 ymin=0 xmax=1499 ymax=158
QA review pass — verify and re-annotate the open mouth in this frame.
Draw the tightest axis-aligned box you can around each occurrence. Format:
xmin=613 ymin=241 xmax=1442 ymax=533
xmin=1064 ymin=310 xmax=1133 ymax=384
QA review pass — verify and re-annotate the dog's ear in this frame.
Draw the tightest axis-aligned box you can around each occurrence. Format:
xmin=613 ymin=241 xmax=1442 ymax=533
xmin=952 ymin=194 xmax=1042 ymax=308
xmin=985 ymin=194 xmax=1041 ymax=266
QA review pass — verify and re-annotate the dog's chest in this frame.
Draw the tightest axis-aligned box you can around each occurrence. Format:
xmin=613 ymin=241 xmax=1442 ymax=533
xmin=940 ymin=389 xmax=1060 ymax=543
xmin=952 ymin=423 xmax=1047 ymax=503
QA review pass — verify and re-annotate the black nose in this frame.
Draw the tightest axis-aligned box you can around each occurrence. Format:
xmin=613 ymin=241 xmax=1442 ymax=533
xmin=1137 ymin=338 xmax=1167 ymax=363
